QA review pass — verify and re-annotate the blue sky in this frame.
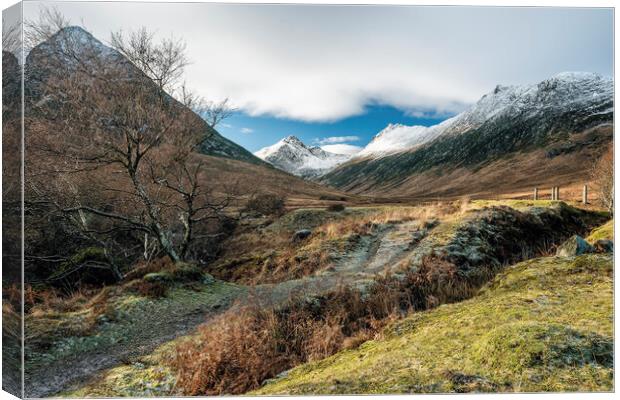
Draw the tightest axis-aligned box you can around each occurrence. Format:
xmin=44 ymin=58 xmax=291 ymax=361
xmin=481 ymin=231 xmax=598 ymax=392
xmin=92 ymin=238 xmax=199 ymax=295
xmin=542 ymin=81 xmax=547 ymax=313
xmin=217 ymin=105 xmax=449 ymax=153
xmin=28 ymin=2 xmax=614 ymax=154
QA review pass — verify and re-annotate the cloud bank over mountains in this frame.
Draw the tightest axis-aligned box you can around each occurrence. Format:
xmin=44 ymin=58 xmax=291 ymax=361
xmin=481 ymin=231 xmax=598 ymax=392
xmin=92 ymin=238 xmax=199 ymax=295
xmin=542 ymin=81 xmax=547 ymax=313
xmin=40 ymin=3 xmax=613 ymax=123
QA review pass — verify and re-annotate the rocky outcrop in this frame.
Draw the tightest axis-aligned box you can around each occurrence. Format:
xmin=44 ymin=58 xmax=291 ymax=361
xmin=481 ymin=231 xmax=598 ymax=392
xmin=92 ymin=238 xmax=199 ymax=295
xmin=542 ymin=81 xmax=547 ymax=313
xmin=402 ymin=203 xmax=606 ymax=297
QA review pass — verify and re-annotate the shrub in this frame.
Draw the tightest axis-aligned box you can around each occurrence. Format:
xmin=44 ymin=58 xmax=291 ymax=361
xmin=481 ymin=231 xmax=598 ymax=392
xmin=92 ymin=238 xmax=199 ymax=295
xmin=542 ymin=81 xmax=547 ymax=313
xmin=134 ymin=280 xmax=168 ymax=298
xmin=123 ymin=257 xmax=176 ymax=281
xmin=244 ymin=193 xmax=286 ymax=216
xmin=326 ymin=203 xmax=346 ymax=212
xmin=170 ymin=263 xmax=205 ymax=282
xmin=173 ymin=285 xmax=397 ymax=395
xmin=173 ymin=306 xmax=289 ymax=395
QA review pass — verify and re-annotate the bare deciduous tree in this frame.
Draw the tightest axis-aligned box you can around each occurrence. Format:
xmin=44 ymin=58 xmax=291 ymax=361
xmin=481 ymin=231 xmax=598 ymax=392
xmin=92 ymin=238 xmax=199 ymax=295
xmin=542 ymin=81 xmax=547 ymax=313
xmin=110 ymin=27 xmax=188 ymax=95
xmin=27 ymin=24 xmax=240 ymax=278
xmin=3 ymin=18 xmax=21 ymax=56
xmin=591 ymin=146 xmax=613 ymax=214
xmin=24 ymin=5 xmax=70 ymax=52
xmin=201 ymin=98 xmax=236 ymax=128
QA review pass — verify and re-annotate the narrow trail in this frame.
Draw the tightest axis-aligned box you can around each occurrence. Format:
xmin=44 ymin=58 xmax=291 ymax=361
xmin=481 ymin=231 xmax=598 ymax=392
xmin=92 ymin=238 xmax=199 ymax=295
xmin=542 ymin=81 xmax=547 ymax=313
xmin=28 ymin=220 xmax=427 ymax=398
xmin=240 ymin=220 xmax=425 ymax=308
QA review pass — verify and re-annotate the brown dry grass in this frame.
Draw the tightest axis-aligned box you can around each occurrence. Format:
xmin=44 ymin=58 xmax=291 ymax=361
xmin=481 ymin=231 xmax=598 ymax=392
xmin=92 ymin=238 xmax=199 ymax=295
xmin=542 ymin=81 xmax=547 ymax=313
xmin=173 ymin=251 xmax=488 ymax=396
xmin=122 ymin=257 xmax=176 ymax=281
xmin=209 ymin=202 xmax=469 ymax=285
xmin=334 ymin=126 xmax=613 ymax=203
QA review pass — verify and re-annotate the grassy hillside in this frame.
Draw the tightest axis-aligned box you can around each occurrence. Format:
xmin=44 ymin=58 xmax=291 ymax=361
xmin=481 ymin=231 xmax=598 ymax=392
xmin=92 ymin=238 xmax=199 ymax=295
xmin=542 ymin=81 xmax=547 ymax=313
xmin=256 ymin=253 xmax=613 ymax=394
xmin=196 ymin=152 xmax=354 ymax=205
xmin=323 ymin=125 xmax=612 ymax=200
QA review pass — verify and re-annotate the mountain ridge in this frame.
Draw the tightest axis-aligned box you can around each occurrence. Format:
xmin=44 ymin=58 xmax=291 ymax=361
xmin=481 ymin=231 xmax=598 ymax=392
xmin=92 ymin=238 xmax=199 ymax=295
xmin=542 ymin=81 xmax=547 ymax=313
xmin=354 ymin=71 xmax=612 ymax=160
xmin=24 ymin=26 xmax=264 ymax=166
xmin=255 ymin=135 xmax=352 ymax=178
xmin=323 ymin=71 xmax=613 ymax=196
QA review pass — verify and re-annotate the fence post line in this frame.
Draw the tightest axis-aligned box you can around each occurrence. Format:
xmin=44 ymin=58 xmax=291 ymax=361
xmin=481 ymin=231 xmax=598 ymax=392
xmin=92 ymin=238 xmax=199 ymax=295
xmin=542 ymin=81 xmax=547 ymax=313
xmin=534 ymin=187 xmax=538 ymax=200
xmin=556 ymin=186 xmax=560 ymax=201
xmin=551 ymin=187 xmax=555 ymax=201
xmin=583 ymin=184 xmax=588 ymax=204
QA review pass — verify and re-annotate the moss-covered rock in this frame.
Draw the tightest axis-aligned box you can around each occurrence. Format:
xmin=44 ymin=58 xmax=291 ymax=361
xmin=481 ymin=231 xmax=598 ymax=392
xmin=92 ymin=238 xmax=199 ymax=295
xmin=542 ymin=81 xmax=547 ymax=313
xmin=471 ymin=322 xmax=612 ymax=373
xmin=141 ymin=263 xmax=210 ymax=286
xmin=169 ymin=263 xmax=205 ymax=282
xmin=593 ymin=239 xmax=613 ymax=253
xmin=49 ymin=247 xmax=118 ymax=287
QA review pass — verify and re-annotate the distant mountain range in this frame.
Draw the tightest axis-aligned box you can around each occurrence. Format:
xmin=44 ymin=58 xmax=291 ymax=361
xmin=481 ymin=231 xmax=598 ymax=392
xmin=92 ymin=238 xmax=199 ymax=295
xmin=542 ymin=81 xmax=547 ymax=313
xmin=354 ymin=72 xmax=612 ymax=159
xmin=19 ymin=26 xmax=614 ymax=199
xmin=254 ymin=136 xmax=352 ymax=178
xmin=322 ymin=72 xmax=613 ymax=197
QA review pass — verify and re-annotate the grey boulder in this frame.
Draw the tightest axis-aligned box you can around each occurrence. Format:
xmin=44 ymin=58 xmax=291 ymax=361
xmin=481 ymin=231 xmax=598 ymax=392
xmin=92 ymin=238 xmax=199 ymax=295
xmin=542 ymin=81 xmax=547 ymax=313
xmin=556 ymin=235 xmax=594 ymax=257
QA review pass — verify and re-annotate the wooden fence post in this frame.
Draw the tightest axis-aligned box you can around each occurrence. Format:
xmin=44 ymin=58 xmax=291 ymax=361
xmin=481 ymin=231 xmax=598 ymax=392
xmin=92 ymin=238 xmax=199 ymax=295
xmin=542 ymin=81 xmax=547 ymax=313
xmin=556 ymin=186 xmax=560 ymax=201
xmin=551 ymin=187 xmax=555 ymax=201
xmin=533 ymin=187 xmax=538 ymax=200
xmin=582 ymin=184 xmax=588 ymax=204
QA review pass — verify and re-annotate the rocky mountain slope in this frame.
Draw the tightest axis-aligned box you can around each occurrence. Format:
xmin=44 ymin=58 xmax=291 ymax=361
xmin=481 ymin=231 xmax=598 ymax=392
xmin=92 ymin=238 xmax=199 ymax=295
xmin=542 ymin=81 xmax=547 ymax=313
xmin=24 ymin=26 xmax=263 ymax=165
xmin=255 ymin=135 xmax=351 ymax=178
xmin=324 ymin=72 xmax=613 ymax=197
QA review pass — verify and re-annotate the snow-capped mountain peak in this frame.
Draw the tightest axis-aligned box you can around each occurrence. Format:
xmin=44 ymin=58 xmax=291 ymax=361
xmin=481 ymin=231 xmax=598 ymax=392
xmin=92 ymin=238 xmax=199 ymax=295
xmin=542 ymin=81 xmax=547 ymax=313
xmin=355 ymin=71 xmax=613 ymax=159
xmin=254 ymin=136 xmax=352 ymax=178
xmin=356 ymin=123 xmax=442 ymax=158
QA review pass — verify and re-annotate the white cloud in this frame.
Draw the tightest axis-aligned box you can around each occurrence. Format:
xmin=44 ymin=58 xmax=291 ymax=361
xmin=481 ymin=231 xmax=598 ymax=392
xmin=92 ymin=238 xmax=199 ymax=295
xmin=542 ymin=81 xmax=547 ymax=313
xmin=220 ymin=123 xmax=233 ymax=129
xmin=321 ymin=144 xmax=362 ymax=156
xmin=43 ymin=3 xmax=613 ymax=122
xmin=240 ymin=127 xmax=254 ymax=134
xmin=315 ymin=136 xmax=360 ymax=145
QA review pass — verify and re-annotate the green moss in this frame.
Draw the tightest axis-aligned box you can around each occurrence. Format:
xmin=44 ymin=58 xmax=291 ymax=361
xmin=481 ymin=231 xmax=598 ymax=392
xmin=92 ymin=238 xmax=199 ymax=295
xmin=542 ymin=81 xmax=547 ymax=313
xmin=169 ymin=263 xmax=205 ymax=282
xmin=49 ymin=247 xmax=109 ymax=281
xmin=586 ymin=219 xmax=613 ymax=242
xmin=255 ymin=254 xmax=613 ymax=395
xmin=471 ymin=322 xmax=612 ymax=373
